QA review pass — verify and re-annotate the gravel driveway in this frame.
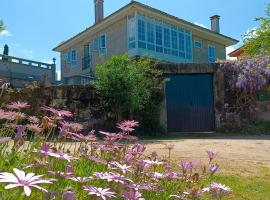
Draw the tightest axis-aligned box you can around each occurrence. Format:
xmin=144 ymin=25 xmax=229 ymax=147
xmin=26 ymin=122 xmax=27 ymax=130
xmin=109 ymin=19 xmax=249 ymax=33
xmin=142 ymin=135 xmax=270 ymax=175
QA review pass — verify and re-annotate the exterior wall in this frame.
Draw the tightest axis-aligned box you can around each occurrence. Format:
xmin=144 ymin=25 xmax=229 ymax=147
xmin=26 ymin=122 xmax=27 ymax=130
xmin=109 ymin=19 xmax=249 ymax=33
xmin=192 ymin=36 xmax=226 ymax=63
xmin=60 ymin=17 xmax=128 ymax=84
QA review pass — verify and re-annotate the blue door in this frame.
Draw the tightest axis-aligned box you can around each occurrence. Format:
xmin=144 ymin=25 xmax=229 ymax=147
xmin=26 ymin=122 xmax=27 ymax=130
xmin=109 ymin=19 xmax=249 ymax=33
xmin=166 ymin=74 xmax=215 ymax=132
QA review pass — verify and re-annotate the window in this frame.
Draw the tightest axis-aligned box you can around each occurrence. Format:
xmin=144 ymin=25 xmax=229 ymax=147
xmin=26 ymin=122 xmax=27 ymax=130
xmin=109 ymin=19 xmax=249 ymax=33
xmin=71 ymin=49 xmax=77 ymax=66
xmin=194 ymin=40 xmax=202 ymax=49
xmin=128 ymin=15 xmax=136 ymax=49
xmin=178 ymin=29 xmax=185 ymax=58
xmin=93 ymin=37 xmax=99 ymax=51
xmin=138 ymin=19 xmax=146 ymax=49
xmin=208 ymin=45 xmax=216 ymax=63
xmin=156 ymin=25 xmax=163 ymax=53
xmin=64 ymin=52 xmax=71 ymax=63
xmin=147 ymin=22 xmax=155 ymax=51
xmin=83 ymin=44 xmax=92 ymax=70
xmin=185 ymin=31 xmax=192 ymax=59
xmin=171 ymin=27 xmax=178 ymax=56
xmin=164 ymin=27 xmax=171 ymax=55
xmin=99 ymin=34 xmax=107 ymax=55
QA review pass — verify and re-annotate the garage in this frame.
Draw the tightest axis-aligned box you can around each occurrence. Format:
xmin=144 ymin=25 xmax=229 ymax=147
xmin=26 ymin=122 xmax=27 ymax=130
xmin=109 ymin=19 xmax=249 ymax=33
xmin=166 ymin=74 xmax=215 ymax=132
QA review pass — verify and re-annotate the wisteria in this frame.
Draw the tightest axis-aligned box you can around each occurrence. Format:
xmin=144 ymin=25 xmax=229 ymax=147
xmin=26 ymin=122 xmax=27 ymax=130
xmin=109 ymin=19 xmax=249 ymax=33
xmin=0 ymin=95 xmax=232 ymax=199
xmin=221 ymin=56 xmax=270 ymax=113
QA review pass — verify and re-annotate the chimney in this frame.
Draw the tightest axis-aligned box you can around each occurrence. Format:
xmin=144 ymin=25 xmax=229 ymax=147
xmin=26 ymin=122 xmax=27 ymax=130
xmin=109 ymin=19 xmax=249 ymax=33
xmin=94 ymin=0 xmax=104 ymax=24
xmin=210 ymin=15 xmax=220 ymax=33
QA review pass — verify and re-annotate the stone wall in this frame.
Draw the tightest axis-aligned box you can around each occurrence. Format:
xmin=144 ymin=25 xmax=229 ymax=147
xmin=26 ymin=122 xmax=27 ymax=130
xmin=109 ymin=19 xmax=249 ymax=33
xmin=1 ymin=85 xmax=112 ymax=131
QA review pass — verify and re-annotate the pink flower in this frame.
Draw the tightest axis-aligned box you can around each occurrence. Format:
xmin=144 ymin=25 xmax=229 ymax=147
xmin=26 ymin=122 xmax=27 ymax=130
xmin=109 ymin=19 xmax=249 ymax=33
xmin=28 ymin=116 xmax=39 ymax=124
xmin=203 ymin=182 xmax=231 ymax=198
xmin=27 ymin=124 xmax=43 ymax=134
xmin=209 ymin=164 xmax=219 ymax=175
xmin=83 ymin=185 xmax=116 ymax=200
xmin=179 ymin=161 xmax=194 ymax=174
xmin=6 ymin=101 xmax=30 ymax=110
xmin=62 ymin=188 xmax=77 ymax=200
xmin=41 ymin=106 xmax=73 ymax=118
xmin=0 ymin=168 xmax=55 ymax=196
xmin=60 ymin=121 xmax=84 ymax=132
xmin=68 ymin=176 xmax=93 ymax=183
xmin=206 ymin=150 xmax=218 ymax=162
xmin=123 ymin=189 xmax=144 ymax=200
xmin=1 ymin=82 xmax=9 ymax=89
xmin=117 ymin=120 xmax=139 ymax=132
xmin=142 ymin=160 xmax=165 ymax=168
xmin=109 ymin=162 xmax=134 ymax=174
xmin=94 ymin=172 xmax=132 ymax=184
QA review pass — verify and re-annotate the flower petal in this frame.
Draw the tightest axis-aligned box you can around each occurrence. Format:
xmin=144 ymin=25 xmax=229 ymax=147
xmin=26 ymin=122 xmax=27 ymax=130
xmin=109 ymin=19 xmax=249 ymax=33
xmin=24 ymin=186 xmax=32 ymax=196
xmin=13 ymin=168 xmax=25 ymax=180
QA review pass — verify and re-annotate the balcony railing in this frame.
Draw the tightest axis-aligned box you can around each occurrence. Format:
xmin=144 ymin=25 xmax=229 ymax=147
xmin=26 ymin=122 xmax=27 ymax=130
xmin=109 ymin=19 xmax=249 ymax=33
xmin=0 ymin=54 xmax=55 ymax=70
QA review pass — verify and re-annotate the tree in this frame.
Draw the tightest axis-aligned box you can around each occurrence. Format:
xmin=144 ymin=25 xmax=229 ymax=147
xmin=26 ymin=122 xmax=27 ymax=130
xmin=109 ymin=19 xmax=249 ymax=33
xmin=3 ymin=45 xmax=9 ymax=56
xmin=243 ymin=4 xmax=270 ymax=56
xmin=0 ymin=20 xmax=5 ymax=32
xmin=94 ymin=54 xmax=166 ymax=122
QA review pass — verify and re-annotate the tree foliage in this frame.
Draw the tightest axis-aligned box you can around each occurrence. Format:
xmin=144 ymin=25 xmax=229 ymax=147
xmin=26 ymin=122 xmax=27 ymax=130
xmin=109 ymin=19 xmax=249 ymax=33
xmin=94 ymin=54 xmax=166 ymax=122
xmin=243 ymin=4 xmax=270 ymax=56
xmin=0 ymin=19 xmax=5 ymax=32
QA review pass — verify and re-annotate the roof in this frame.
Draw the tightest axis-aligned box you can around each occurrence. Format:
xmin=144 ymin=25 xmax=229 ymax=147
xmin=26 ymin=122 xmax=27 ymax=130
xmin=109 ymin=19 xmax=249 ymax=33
xmin=228 ymin=46 xmax=244 ymax=57
xmin=53 ymin=1 xmax=239 ymax=52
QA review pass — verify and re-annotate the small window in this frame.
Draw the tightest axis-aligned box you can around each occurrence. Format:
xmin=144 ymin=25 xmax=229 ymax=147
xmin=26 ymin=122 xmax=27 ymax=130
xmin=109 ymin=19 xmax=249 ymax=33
xmin=71 ymin=49 xmax=77 ymax=66
xmin=93 ymin=37 xmax=99 ymax=51
xmin=64 ymin=52 xmax=71 ymax=63
xmin=99 ymin=34 xmax=107 ymax=55
xmin=147 ymin=22 xmax=155 ymax=51
xmin=208 ymin=45 xmax=216 ymax=63
xmin=194 ymin=40 xmax=202 ymax=49
xmin=138 ymin=19 xmax=146 ymax=49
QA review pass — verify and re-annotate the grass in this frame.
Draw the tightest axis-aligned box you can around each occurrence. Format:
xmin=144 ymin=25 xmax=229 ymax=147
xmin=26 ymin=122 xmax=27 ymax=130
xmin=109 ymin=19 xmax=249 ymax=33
xmin=206 ymin=175 xmax=270 ymax=200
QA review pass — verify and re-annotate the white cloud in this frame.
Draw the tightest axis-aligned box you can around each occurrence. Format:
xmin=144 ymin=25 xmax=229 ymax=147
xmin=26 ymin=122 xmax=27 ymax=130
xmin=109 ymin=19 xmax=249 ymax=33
xmin=226 ymin=46 xmax=237 ymax=61
xmin=0 ymin=30 xmax=12 ymax=37
xmin=194 ymin=22 xmax=207 ymax=29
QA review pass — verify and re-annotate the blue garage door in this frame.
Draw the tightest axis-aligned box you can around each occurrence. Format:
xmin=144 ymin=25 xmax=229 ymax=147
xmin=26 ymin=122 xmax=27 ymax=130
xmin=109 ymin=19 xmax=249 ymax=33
xmin=166 ymin=74 xmax=215 ymax=132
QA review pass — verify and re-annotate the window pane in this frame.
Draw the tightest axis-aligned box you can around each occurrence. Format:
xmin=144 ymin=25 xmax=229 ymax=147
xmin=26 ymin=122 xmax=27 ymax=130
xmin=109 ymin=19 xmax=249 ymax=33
xmin=138 ymin=19 xmax=145 ymax=41
xmin=156 ymin=25 xmax=163 ymax=53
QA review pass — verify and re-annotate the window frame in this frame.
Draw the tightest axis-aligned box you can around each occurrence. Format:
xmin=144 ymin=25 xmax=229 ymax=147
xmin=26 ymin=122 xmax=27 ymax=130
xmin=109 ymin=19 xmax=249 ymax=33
xmin=99 ymin=34 xmax=107 ymax=55
xmin=208 ymin=45 xmax=216 ymax=63
xmin=194 ymin=40 xmax=202 ymax=49
xmin=71 ymin=49 xmax=77 ymax=67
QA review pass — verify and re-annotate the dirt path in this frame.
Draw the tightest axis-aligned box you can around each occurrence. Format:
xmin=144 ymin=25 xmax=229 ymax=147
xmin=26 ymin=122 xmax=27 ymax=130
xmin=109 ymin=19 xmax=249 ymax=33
xmin=142 ymin=135 xmax=270 ymax=176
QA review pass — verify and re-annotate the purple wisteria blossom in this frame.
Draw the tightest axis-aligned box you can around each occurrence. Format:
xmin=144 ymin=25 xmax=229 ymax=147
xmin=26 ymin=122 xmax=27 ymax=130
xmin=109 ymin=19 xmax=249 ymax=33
xmin=0 ymin=168 xmax=55 ymax=196
xmin=83 ymin=185 xmax=116 ymax=200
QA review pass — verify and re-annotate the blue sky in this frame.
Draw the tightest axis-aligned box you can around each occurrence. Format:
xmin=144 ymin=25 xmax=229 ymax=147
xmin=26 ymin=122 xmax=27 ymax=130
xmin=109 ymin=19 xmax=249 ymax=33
xmin=0 ymin=0 xmax=267 ymax=75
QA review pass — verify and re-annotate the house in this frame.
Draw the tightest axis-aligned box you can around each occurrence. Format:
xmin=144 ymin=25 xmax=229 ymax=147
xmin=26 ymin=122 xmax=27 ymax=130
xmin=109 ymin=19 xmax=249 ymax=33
xmin=0 ymin=54 xmax=56 ymax=88
xmin=53 ymin=0 xmax=238 ymax=132
xmin=53 ymin=0 xmax=238 ymax=85
xmin=228 ymin=46 xmax=244 ymax=58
